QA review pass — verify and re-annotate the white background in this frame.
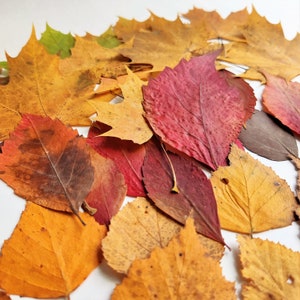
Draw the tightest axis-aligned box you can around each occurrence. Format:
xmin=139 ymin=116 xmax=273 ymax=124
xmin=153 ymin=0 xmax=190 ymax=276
xmin=0 ymin=0 xmax=300 ymax=299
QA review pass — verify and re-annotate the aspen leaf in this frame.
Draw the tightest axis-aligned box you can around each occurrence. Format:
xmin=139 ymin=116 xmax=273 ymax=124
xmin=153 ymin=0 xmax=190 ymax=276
xmin=262 ymin=72 xmax=300 ymax=135
xmin=102 ymin=197 xmax=182 ymax=274
xmin=90 ymin=68 xmax=153 ymax=144
xmin=0 ymin=114 xmax=94 ymax=222
xmin=111 ymin=217 xmax=235 ymax=300
xmin=211 ymin=144 xmax=297 ymax=234
xmin=0 ymin=202 xmax=106 ymax=298
xmin=238 ymin=235 xmax=300 ymax=300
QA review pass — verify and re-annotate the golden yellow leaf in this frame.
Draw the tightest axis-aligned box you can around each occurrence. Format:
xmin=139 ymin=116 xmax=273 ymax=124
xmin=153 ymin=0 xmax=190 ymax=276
xmin=0 ymin=202 xmax=106 ymax=298
xmin=112 ymin=217 xmax=234 ymax=299
xmin=102 ymin=197 xmax=182 ymax=274
xmin=211 ymin=144 xmax=297 ymax=234
xmin=89 ymin=69 xmax=153 ymax=144
xmin=238 ymin=235 xmax=300 ymax=299
xmin=0 ymin=28 xmax=95 ymax=140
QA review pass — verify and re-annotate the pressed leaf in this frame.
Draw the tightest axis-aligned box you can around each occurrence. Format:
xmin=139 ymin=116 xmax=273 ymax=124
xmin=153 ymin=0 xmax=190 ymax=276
xmin=90 ymin=68 xmax=153 ymax=144
xmin=238 ymin=235 xmax=300 ymax=300
xmin=87 ymin=122 xmax=146 ymax=197
xmin=143 ymin=50 xmax=256 ymax=170
xmin=262 ymin=72 xmax=300 ymax=135
xmin=0 ymin=202 xmax=106 ymax=298
xmin=239 ymin=110 xmax=298 ymax=160
xmin=0 ymin=114 xmax=94 ymax=222
xmin=39 ymin=23 xmax=75 ymax=58
xmin=142 ymin=138 xmax=224 ymax=245
xmin=112 ymin=218 xmax=234 ymax=300
xmin=102 ymin=197 xmax=182 ymax=274
xmin=211 ymin=144 xmax=297 ymax=234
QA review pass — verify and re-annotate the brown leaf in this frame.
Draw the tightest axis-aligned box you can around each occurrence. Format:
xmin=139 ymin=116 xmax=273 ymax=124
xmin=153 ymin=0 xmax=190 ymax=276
xmin=0 ymin=202 xmax=106 ymax=298
xmin=238 ymin=235 xmax=300 ymax=299
xmin=0 ymin=291 xmax=11 ymax=300
xmin=102 ymin=197 xmax=182 ymax=274
xmin=111 ymin=218 xmax=235 ymax=300
xmin=211 ymin=144 xmax=297 ymax=234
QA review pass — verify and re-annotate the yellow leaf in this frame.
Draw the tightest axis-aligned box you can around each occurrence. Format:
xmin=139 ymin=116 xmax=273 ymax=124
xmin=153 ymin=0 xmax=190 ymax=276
xmin=89 ymin=69 xmax=153 ymax=144
xmin=238 ymin=235 xmax=300 ymax=299
xmin=211 ymin=144 xmax=297 ymax=234
xmin=0 ymin=202 xmax=106 ymax=298
xmin=111 ymin=217 xmax=234 ymax=300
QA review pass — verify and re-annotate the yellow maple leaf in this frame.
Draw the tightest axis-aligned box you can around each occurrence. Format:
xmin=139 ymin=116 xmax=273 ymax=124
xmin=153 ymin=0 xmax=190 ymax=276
xmin=211 ymin=144 xmax=297 ymax=234
xmin=0 ymin=28 xmax=95 ymax=140
xmin=89 ymin=68 xmax=153 ymax=144
xmin=0 ymin=202 xmax=106 ymax=298
xmin=238 ymin=235 xmax=300 ymax=299
xmin=111 ymin=217 xmax=234 ymax=300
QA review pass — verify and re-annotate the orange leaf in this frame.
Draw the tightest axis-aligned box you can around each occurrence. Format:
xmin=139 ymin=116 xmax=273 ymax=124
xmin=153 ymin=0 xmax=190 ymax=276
xmin=211 ymin=144 xmax=297 ymax=234
xmin=0 ymin=202 xmax=106 ymax=298
xmin=0 ymin=114 xmax=94 ymax=222
xmin=111 ymin=218 xmax=234 ymax=299
xmin=0 ymin=291 xmax=10 ymax=300
xmin=238 ymin=235 xmax=300 ymax=299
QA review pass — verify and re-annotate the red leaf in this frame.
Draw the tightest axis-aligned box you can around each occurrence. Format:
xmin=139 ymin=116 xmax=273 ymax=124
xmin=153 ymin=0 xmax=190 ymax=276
xmin=142 ymin=138 xmax=225 ymax=245
xmin=262 ymin=72 xmax=300 ymax=135
xmin=143 ymin=50 xmax=256 ymax=170
xmin=87 ymin=122 xmax=146 ymax=197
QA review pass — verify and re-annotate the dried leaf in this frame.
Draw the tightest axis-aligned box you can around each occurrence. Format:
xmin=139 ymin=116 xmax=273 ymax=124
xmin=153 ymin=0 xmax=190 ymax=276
xmin=143 ymin=50 xmax=256 ymax=170
xmin=0 ymin=291 xmax=10 ymax=300
xmin=87 ymin=122 xmax=146 ymax=197
xmin=289 ymin=155 xmax=300 ymax=201
xmin=0 ymin=202 xmax=106 ymax=298
xmin=111 ymin=218 xmax=235 ymax=300
xmin=142 ymin=138 xmax=224 ymax=245
xmin=102 ymin=197 xmax=182 ymax=274
xmin=0 ymin=114 xmax=94 ymax=222
xmin=239 ymin=110 xmax=298 ymax=160
xmin=238 ymin=235 xmax=300 ymax=300
xmin=262 ymin=72 xmax=300 ymax=135
xmin=211 ymin=144 xmax=297 ymax=234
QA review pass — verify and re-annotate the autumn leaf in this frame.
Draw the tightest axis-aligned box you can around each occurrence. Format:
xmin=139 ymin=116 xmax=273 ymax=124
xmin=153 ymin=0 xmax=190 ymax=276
xmin=87 ymin=122 xmax=146 ymax=197
xmin=289 ymin=155 xmax=300 ymax=201
xmin=0 ymin=114 xmax=95 ymax=223
xmin=262 ymin=72 xmax=300 ymax=135
xmin=0 ymin=202 xmax=106 ymax=298
xmin=102 ymin=197 xmax=182 ymax=274
xmin=239 ymin=110 xmax=298 ymax=161
xmin=211 ymin=144 xmax=297 ymax=234
xmin=143 ymin=50 xmax=256 ymax=170
xmin=39 ymin=23 xmax=75 ymax=58
xmin=111 ymin=217 xmax=234 ymax=300
xmin=97 ymin=26 xmax=122 ymax=48
xmin=0 ymin=28 xmax=95 ymax=140
xmin=142 ymin=138 xmax=224 ymax=245
xmin=219 ymin=9 xmax=300 ymax=81
xmin=0 ymin=291 xmax=10 ymax=300
xmin=90 ymin=68 xmax=153 ymax=144
xmin=238 ymin=235 xmax=300 ymax=299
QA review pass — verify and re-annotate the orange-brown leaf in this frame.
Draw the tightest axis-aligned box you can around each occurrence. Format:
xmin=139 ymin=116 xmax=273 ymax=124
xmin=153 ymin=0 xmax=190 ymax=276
xmin=0 ymin=202 xmax=106 ymax=298
xmin=238 ymin=235 xmax=300 ymax=299
xmin=111 ymin=217 xmax=234 ymax=299
xmin=0 ymin=291 xmax=10 ymax=300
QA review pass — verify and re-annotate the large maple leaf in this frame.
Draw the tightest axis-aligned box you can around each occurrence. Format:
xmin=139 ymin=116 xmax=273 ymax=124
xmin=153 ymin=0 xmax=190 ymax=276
xmin=143 ymin=50 xmax=256 ymax=170
xmin=0 ymin=29 xmax=95 ymax=140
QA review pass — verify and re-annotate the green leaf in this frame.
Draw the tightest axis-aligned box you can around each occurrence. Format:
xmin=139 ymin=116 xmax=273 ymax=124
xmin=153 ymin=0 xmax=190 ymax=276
xmin=40 ymin=24 xmax=75 ymax=58
xmin=97 ymin=26 xmax=121 ymax=48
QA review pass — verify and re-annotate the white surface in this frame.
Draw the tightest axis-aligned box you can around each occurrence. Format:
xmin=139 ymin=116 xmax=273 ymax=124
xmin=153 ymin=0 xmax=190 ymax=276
xmin=0 ymin=1 xmax=300 ymax=299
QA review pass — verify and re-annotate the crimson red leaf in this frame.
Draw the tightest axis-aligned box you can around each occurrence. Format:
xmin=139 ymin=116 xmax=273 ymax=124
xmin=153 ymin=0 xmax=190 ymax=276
xmin=262 ymin=72 xmax=300 ymax=135
xmin=142 ymin=138 xmax=224 ymax=245
xmin=87 ymin=122 xmax=146 ymax=197
xmin=143 ymin=50 xmax=256 ymax=170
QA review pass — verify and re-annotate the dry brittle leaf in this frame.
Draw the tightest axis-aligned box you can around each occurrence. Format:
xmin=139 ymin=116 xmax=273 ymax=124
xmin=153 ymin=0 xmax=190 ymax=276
xmin=111 ymin=217 xmax=234 ymax=299
xmin=0 ymin=202 xmax=106 ymax=298
xmin=211 ymin=144 xmax=297 ymax=234
xmin=238 ymin=235 xmax=300 ymax=299
xmin=102 ymin=197 xmax=181 ymax=274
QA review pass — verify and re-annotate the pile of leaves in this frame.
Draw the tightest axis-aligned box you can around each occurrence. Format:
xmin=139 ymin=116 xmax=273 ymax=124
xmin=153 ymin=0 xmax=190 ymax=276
xmin=0 ymin=7 xmax=300 ymax=300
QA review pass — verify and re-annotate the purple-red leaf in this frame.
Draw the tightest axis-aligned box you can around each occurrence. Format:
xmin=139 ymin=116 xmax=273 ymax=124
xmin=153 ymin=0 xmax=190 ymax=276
xmin=142 ymin=50 xmax=256 ymax=170
xmin=142 ymin=138 xmax=224 ymax=245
